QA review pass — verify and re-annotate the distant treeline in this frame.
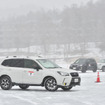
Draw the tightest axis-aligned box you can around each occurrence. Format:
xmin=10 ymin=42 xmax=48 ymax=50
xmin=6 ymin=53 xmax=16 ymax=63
xmin=0 ymin=0 xmax=105 ymax=50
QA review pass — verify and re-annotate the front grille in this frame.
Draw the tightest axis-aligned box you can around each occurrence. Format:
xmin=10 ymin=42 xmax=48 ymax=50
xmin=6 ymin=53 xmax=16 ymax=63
xmin=70 ymin=77 xmax=81 ymax=86
xmin=70 ymin=72 xmax=79 ymax=77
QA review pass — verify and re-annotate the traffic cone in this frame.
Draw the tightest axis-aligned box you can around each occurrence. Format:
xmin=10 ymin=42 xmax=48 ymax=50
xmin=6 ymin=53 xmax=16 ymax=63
xmin=96 ymin=72 xmax=101 ymax=83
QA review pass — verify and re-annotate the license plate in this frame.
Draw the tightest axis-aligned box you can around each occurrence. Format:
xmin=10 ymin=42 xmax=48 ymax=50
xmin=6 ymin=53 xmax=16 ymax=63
xmin=74 ymin=79 xmax=78 ymax=82
xmin=89 ymin=64 xmax=91 ymax=66
xmin=73 ymin=67 xmax=76 ymax=70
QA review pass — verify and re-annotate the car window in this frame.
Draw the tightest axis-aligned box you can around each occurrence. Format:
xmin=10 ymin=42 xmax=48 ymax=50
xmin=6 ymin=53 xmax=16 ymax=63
xmin=74 ymin=59 xmax=86 ymax=64
xmin=11 ymin=59 xmax=24 ymax=67
xmin=99 ymin=59 xmax=105 ymax=63
xmin=37 ymin=59 xmax=61 ymax=69
xmin=2 ymin=59 xmax=24 ymax=68
xmin=24 ymin=59 xmax=41 ymax=69
xmin=2 ymin=59 xmax=12 ymax=66
xmin=87 ymin=59 xmax=96 ymax=63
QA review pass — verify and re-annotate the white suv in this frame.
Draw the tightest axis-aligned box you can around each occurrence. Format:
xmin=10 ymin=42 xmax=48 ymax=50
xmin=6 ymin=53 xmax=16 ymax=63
xmin=97 ymin=59 xmax=105 ymax=72
xmin=0 ymin=57 xmax=81 ymax=91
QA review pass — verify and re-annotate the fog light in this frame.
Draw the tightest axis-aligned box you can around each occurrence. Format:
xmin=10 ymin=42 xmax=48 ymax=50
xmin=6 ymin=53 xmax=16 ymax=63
xmin=64 ymin=83 xmax=67 ymax=86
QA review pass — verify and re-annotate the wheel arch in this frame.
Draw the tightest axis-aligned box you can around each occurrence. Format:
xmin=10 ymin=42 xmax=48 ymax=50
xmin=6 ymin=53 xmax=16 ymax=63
xmin=0 ymin=74 xmax=13 ymax=90
xmin=0 ymin=75 xmax=12 ymax=81
xmin=102 ymin=66 xmax=105 ymax=72
xmin=102 ymin=66 xmax=105 ymax=69
xmin=41 ymin=76 xmax=56 ymax=86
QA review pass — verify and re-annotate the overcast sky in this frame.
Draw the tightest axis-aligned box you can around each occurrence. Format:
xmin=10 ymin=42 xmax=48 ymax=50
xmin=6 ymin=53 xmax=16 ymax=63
xmin=0 ymin=0 xmax=99 ymax=20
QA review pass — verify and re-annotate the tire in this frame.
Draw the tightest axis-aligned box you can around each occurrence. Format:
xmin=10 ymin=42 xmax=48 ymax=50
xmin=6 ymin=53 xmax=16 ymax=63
xmin=81 ymin=66 xmax=87 ymax=73
xmin=93 ymin=67 xmax=97 ymax=72
xmin=102 ymin=67 xmax=105 ymax=72
xmin=44 ymin=77 xmax=58 ymax=91
xmin=61 ymin=86 xmax=72 ymax=91
xmin=0 ymin=76 xmax=12 ymax=90
xmin=19 ymin=84 xmax=29 ymax=90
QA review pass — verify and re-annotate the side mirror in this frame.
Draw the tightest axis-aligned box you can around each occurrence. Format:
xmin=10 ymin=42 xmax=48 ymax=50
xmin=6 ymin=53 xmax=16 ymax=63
xmin=34 ymin=66 xmax=42 ymax=71
xmin=32 ymin=64 xmax=42 ymax=71
xmin=35 ymin=67 xmax=40 ymax=71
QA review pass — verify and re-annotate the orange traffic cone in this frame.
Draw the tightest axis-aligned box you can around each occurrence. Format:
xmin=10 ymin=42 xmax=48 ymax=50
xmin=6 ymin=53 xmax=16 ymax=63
xmin=96 ymin=72 xmax=101 ymax=83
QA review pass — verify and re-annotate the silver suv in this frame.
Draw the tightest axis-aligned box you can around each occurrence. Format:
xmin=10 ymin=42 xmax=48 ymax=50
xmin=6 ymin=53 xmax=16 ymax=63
xmin=97 ymin=59 xmax=105 ymax=72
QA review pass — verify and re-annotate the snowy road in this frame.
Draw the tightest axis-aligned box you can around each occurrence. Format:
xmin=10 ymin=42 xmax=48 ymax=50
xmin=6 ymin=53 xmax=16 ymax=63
xmin=0 ymin=71 xmax=105 ymax=105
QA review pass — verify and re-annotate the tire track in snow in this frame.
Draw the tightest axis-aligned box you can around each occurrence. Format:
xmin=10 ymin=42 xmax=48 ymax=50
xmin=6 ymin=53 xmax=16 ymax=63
xmin=0 ymin=92 xmax=38 ymax=105
xmin=61 ymin=95 xmax=95 ymax=105
xmin=0 ymin=92 xmax=51 ymax=105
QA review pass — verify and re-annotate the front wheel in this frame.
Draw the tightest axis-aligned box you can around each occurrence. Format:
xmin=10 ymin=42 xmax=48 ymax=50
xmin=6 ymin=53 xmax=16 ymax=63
xmin=0 ymin=76 xmax=12 ymax=90
xmin=44 ymin=77 xmax=58 ymax=91
xmin=81 ymin=66 xmax=87 ymax=73
xmin=19 ymin=84 xmax=29 ymax=90
xmin=93 ymin=68 xmax=97 ymax=72
xmin=61 ymin=86 xmax=72 ymax=91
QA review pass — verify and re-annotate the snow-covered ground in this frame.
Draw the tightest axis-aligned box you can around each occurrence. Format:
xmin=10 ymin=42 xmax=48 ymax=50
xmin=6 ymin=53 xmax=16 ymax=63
xmin=0 ymin=70 xmax=105 ymax=105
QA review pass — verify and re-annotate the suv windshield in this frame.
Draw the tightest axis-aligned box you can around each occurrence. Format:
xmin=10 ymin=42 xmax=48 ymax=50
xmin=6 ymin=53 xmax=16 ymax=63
xmin=99 ymin=59 xmax=105 ymax=63
xmin=37 ymin=59 xmax=61 ymax=69
xmin=74 ymin=59 xmax=86 ymax=64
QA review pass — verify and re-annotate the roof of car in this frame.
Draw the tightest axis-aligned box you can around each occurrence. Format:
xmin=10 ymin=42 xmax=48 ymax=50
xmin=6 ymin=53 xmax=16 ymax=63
xmin=79 ymin=58 xmax=95 ymax=60
xmin=0 ymin=56 xmax=45 ymax=62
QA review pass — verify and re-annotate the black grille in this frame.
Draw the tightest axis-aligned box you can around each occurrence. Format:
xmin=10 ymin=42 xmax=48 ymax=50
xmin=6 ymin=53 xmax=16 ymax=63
xmin=70 ymin=72 xmax=79 ymax=77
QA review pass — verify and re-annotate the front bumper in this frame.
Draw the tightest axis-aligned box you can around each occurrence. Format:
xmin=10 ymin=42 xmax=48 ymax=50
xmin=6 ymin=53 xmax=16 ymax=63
xmin=57 ymin=72 xmax=81 ymax=87
xmin=97 ymin=65 xmax=102 ymax=70
xmin=70 ymin=77 xmax=81 ymax=87
xmin=57 ymin=76 xmax=81 ymax=87
xmin=70 ymin=65 xmax=82 ymax=70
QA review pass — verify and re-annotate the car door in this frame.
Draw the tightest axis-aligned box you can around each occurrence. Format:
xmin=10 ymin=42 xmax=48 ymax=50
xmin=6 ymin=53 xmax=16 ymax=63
xmin=87 ymin=59 xmax=96 ymax=69
xmin=22 ymin=59 xmax=43 ymax=84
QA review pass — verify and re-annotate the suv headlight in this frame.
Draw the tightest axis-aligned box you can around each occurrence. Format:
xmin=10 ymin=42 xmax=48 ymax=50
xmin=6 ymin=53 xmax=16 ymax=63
xmin=57 ymin=71 xmax=69 ymax=76
xmin=79 ymin=64 xmax=83 ymax=66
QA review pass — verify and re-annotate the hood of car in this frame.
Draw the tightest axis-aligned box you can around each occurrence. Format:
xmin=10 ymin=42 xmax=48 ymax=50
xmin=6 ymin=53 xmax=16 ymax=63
xmin=47 ymin=68 xmax=77 ymax=73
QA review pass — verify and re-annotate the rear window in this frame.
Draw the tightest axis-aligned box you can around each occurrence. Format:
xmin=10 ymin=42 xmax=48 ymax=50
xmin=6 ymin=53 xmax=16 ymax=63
xmin=87 ymin=59 xmax=96 ymax=63
xmin=2 ymin=59 xmax=12 ymax=66
xmin=99 ymin=59 xmax=105 ymax=63
xmin=1 ymin=59 xmax=24 ymax=68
